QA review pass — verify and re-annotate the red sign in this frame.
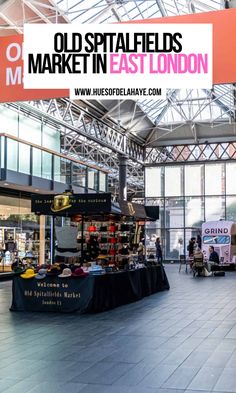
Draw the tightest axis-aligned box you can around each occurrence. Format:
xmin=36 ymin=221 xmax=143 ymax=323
xmin=0 ymin=34 xmax=69 ymax=103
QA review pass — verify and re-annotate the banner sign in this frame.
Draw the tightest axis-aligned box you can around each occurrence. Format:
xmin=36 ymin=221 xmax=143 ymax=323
xmin=10 ymin=276 xmax=95 ymax=313
xmin=0 ymin=35 xmax=69 ymax=103
xmin=10 ymin=266 xmax=169 ymax=313
xmin=134 ymin=9 xmax=236 ymax=86
xmin=1 ymin=10 xmax=236 ymax=103
xmin=23 ymin=23 xmax=212 ymax=100
xmin=31 ymin=193 xmax=112 ymax=216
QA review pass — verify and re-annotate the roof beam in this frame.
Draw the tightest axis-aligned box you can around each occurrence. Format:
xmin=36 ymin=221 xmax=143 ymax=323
xmin=203 ymin=88 xmax=233 ymax=119
xmin=155 ymin=0 xmax=168 ymax=16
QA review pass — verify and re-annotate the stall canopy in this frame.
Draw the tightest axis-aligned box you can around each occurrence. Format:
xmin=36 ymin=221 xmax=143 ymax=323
xmin=119 ymin=200 xmax=159 ymax=221
xmin=31 ymin=193 xmax=159 ymax=220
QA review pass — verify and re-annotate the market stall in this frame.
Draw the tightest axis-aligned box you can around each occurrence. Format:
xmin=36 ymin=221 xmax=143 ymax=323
xmin=10 ymin=265 xmax=169 ymax=313
xmin=10 ymin=191 xmax=169 ymax=314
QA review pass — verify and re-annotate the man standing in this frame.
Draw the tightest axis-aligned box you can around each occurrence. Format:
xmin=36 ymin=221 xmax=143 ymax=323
xmin=155 ymin=237 xmax=163 ymax=264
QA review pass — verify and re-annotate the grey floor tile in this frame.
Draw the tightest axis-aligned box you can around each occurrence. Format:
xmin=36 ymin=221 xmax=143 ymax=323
xmin=213 ymin=368 xmax=236 ymax=392
xmin=182 ymin=350 xmax=211 ymax=367
xmin=187 ymin=367 xmax=223 ymax=391
xmin=112 ymin=360 xmax=156 ymax=386
xmin=2 ymin=267 xmax=236 ymax=393
xmin=139 ymin=364 xmax=178 ymax=388
xmin=162 ymin=367 xmax=200 ymax=389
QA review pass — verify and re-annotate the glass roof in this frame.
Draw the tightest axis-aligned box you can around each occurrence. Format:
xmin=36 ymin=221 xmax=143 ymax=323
xmin=56 ymin=0 xmax=223 ymax=23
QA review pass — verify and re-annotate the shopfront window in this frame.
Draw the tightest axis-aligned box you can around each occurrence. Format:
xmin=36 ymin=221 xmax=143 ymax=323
xmin=0 ymin=194 xmax=49 ymax=273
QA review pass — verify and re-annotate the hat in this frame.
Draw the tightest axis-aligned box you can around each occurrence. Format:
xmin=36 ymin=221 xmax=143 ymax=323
xmin=20 ymin=268 xmax=36 ymax=279
xmin=72 ymin=268 xmax=88 ymax=277
xmin=13 ymin=266 xmax=25 ymax=275
xmin=58 ymin=268 xmax=72 ymax=278
xmin=46 ymin=266 xmax=61 ymax=276
xmin=35 ymin=268 xmax=47 ymax=280
xmin=89 ymin=265 xmax=105 ymax=275
xmin=51 ymin=194 xmax=72 ymax=213
xmin=97 ymin=254 xmax=108 ymax=260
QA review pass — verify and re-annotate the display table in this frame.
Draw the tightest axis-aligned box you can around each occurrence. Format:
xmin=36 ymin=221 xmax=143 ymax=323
xmin=10 ymin=266 xmax=169 ymax=314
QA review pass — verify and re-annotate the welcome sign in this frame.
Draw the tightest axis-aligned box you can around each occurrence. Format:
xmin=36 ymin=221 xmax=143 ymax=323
xmin=23 ymin=23 xmax=212 ymax=100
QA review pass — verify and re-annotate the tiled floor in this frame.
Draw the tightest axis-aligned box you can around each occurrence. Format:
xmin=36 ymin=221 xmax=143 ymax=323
xmin=1 ymin=266 xmax=236 ymax=393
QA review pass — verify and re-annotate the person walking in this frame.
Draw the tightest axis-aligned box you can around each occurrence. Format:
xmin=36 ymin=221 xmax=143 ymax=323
xmin=155 ymin=237 xmax=163 ymax=264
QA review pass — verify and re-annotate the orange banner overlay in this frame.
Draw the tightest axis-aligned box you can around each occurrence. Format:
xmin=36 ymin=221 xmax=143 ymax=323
xmin=0 ymin=9 xmax=236 ymax=103
xmin=137 ymin=8 xmax=236 ymax=86
xmin=0 ymin=35 xmax=69 ymax=103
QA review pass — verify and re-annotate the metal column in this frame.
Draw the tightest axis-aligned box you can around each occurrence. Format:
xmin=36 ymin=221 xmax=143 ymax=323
xmin=118 ymin=154 xmax=128 ymax=201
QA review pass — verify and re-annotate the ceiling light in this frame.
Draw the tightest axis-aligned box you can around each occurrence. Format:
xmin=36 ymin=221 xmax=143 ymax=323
xmin=4 ymin=183 xmax=9 ymax=186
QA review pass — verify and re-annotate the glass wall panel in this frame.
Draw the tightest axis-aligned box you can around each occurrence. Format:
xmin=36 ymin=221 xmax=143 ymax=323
xmin=145 ymin=167 xmax=162 ymax=197
xmin=32 ymin=148 xmax=42 ymax=177
xmin=19 ymin=115 xmax=41 ymax=145
xmin=165 ymin=228 xmax=184 ymax=260
xmin=185 ymin=197 xmax=204 ymax=227
xmin=226 ymin=163 xmax=236 ymax=195
xmin=226 ymin=196 xmax=236 ymax=221
xmin=42 ymin=124 xmax=60 ymax=152
xmin=88 ymin=168 xmax=98 ymax=190
xmin=42 ymin=151 xmax=52 ymax=180
xmin=7 ymin=139 xmax=18 ymax=171
xmin=165 ymin=166 xmax=183 ymax=197
xmin=0 ymin=107 xmax=18 ymax=137
xmin=1 ymin=137 xmax=4 ymax=168
xmin=72 ymin=163 xmax=86 ymax=188
xmin=54 ymin=156 xmax=61 ymax=182
xmin=205 ymin=196 xmax=225 ymax=221
xmin=99 ymin=171 xmax=106 ymax=192
xmin=165 ymin=198 xmax=184 ymax=228
xmin=60 ymin=159 xmax=71 ymax=184
xmin=185 ymin=165 xmax=203 ymax=196
xmin=18 ymin=143 xmax=30 ymax=174
xmin=205 ymin=164 xmax=224 ymax=195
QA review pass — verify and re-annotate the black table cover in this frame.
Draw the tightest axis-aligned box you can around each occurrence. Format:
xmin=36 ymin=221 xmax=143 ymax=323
xmin=10 ymin=266 xmax=169 ymax=314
